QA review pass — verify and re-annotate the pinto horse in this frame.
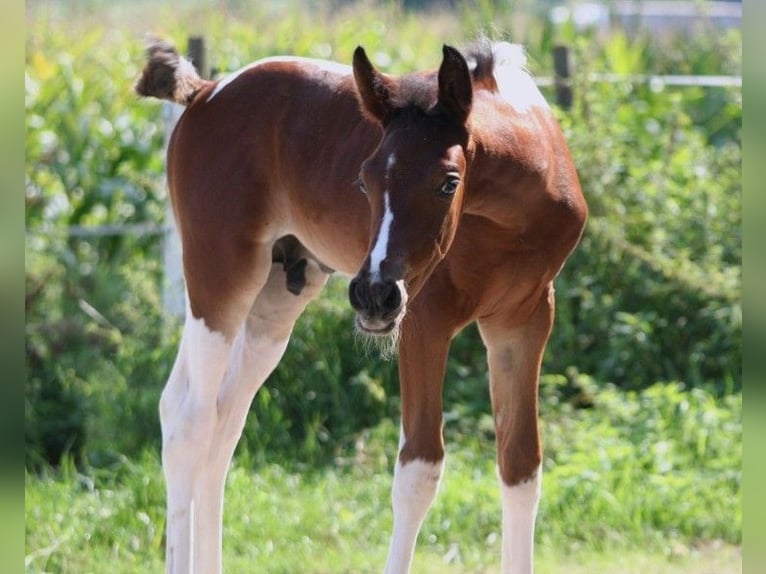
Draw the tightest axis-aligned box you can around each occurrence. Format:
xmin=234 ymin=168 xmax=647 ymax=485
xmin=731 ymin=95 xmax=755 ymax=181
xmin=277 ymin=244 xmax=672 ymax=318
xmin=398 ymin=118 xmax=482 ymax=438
xmin=136 ymin=38 xmax=586 ymax=574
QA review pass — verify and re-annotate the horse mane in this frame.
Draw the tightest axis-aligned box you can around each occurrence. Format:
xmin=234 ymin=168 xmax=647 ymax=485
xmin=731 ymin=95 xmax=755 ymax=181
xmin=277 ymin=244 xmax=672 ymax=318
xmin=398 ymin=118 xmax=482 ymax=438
xmin=464 ymin=38 xmax=532 ymax=94
xmin=385 ymin=39 xmax=530 ymax=116
xmin=463 ymin=38 xmax=499 ymax=92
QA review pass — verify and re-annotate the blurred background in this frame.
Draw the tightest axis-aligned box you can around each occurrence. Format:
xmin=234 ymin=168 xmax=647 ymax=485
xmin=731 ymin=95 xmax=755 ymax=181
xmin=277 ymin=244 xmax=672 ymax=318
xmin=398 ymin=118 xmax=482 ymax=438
xmin=25 ymin=1 xmax=741 ymax=572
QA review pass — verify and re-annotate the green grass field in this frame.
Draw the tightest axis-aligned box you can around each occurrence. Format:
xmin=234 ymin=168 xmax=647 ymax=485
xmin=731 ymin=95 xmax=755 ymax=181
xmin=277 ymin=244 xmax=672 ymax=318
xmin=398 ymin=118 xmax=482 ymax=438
xmin=26 ymin=384 xmax=741 ymax=573
xmin=24 ymin=451 xmax=741 ymax=573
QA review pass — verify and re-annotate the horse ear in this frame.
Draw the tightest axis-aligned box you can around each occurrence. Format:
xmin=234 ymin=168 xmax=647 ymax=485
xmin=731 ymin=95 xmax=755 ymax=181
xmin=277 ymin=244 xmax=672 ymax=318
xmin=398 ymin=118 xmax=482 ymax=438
xmin=353 ymin=46 xmax=396 ymax=125
xmin=438 ymin=45 xmax=473 ymax=123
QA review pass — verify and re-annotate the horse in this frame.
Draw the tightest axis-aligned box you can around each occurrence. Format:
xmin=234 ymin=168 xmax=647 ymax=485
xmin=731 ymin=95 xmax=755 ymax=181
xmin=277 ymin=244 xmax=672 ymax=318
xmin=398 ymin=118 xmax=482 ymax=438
xmin=135 ymin=37 xmax=587 ymax=574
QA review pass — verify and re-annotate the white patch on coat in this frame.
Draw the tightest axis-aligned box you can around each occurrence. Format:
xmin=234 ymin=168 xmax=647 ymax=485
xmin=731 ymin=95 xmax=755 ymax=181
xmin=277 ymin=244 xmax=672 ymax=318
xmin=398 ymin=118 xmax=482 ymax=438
xmin=491 ymin=42 xmax=550 ymax=114
xmin=386 ymin=152 xmax=397 ymax=175
xmin=207 ymin=56 xmax=352 ymax=102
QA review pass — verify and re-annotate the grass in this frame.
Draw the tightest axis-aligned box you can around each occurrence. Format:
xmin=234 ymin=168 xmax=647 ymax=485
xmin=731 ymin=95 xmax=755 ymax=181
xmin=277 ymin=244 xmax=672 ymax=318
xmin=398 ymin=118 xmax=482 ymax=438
xmin=25 ymin=383 xmax=741 ymax=573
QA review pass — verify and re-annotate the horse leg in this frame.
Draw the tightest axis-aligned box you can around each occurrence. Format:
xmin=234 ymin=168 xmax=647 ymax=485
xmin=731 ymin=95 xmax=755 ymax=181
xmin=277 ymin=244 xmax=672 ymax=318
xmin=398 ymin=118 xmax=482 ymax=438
xmin=383 ymin=312 xmax=451 ymax=574
xmin=477 ymin=285 xmax=555 ymax=574
xmin=160 ymin=254 xmax=329 ymax=574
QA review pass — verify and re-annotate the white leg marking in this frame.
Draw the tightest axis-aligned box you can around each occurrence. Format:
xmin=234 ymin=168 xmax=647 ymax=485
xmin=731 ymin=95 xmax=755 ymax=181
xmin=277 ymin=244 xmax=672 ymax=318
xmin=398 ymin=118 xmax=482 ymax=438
xmin=369 ymin=191 xmax=394 ymax=279
xmin=191 ymin=325 xmax=289 ymax=574
xmin=384 ymin=456 xmax=444 ymax=574
xmin=161 ymin=311 xmax=232 ymax=574
xmin=499 ymin=465 xmax=542 ymax=574
xmin=162 ymin=299 xmax=295 ymax=573
xmin=162 ymin=265 xmax=327 ymax=574
xmin=215 ymin=327 xmax=289 ymax=446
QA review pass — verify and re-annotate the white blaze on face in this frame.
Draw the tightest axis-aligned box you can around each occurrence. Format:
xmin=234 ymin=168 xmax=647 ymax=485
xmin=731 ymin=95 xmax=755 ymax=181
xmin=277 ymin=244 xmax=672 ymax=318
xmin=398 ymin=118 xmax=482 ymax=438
xmin=369 ymin=153 xmax=397 ymax=280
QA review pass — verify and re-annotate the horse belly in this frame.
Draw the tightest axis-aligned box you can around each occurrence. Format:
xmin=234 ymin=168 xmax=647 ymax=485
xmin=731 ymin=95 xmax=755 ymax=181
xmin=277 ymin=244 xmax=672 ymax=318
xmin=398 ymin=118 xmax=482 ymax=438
xmin=289 ymin=216 xmax=369 ymax=277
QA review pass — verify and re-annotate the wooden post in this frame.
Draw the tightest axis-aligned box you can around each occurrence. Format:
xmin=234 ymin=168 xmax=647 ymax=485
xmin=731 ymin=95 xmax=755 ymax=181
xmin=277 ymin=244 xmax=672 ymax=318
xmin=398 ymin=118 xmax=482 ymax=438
xmin=161 ymin=36 xmax=209 ymax=319
xmin=553 ymin=45 xmax=573 ymax=111
xmin=187 ymin=36 xmax=209 ymax=79
xmin=161 ymin=102 xmax=185 ymax=319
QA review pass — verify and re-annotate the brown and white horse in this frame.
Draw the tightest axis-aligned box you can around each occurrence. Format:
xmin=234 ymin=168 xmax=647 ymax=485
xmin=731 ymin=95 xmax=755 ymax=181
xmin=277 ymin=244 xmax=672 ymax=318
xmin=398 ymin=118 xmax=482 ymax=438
xmin=136 ymin=38 xmax=586 ymax=574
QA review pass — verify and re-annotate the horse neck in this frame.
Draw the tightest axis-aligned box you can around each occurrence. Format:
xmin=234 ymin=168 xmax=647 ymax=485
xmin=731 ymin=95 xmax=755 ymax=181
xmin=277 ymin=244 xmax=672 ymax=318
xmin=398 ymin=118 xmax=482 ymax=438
xmin=463 ymin=102 xmax=580 ymax=238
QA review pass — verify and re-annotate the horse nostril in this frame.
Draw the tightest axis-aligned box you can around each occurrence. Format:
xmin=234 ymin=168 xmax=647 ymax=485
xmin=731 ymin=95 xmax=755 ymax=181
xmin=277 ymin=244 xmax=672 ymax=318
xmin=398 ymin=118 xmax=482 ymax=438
xmin=371 ymin=281 xmax=401 ymax=315
xmin=348 ymin=277 xmax=365 ymax=311
xmin=382 ymin=282 xmax=401 ymax=312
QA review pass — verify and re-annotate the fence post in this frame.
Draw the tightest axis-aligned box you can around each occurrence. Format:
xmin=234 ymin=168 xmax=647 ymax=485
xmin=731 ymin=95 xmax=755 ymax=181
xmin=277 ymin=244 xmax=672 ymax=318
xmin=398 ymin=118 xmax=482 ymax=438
xmin=162 ymin=36 xmax=209 ymax=319
xmin=187 ymin=36 xmax=209 ymax=79
xmin=552 ymin=45 xmax=573 ymax=110
xmin=161 ymin=102 xmax=185 ymax=319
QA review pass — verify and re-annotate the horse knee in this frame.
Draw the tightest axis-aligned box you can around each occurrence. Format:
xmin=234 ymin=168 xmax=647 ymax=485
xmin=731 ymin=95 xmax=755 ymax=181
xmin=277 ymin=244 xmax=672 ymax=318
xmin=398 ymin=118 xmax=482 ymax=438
xmin=161 ymin=390 xmax=215 ymax=461
xmin=159 ymin=358 xmax=220 ymax=473
xmin=496 ymin=437 xmax=542 ymax=487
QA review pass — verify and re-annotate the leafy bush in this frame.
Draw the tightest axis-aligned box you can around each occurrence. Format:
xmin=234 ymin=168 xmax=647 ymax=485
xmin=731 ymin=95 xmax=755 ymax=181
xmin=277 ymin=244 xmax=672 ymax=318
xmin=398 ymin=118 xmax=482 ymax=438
xmin=544 ymin=31 xmax=741 ymax=392
xmin=240 ymin=278 xmax=399 ymax=466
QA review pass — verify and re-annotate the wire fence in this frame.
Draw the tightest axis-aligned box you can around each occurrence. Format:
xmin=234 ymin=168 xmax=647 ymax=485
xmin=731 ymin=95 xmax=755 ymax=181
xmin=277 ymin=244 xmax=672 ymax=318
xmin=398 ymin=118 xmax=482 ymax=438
xmin=533 ymin=72 xmax=742 ymax=88
xmin=65 ymin=222 xmax=167 ymax=238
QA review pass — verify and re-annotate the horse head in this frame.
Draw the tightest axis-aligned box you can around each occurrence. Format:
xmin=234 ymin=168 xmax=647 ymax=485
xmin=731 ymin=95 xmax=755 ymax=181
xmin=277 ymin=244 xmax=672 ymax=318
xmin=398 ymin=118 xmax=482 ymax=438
xmin=348 ymin=45 xmax=474 ymax=338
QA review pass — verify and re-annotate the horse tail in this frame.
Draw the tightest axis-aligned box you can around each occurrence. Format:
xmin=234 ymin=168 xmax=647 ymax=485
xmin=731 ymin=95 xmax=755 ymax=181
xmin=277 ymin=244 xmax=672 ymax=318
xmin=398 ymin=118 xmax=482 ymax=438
xmin=134 ymin=39 xmax=210 ymax=105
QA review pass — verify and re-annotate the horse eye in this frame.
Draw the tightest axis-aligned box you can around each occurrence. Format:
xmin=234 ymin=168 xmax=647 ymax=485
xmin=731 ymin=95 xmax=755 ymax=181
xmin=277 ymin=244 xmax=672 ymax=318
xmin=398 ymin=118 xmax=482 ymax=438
xmin=439 ymin=177 xmax=460 ymax=197
xmin=356 ymin=177 xmax=368 ymax=194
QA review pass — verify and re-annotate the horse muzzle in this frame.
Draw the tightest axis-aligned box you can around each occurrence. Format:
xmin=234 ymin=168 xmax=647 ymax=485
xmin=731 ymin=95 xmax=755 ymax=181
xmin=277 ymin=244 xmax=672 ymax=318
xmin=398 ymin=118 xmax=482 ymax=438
xmin=348 ymin=276 xmax=408 ymax=335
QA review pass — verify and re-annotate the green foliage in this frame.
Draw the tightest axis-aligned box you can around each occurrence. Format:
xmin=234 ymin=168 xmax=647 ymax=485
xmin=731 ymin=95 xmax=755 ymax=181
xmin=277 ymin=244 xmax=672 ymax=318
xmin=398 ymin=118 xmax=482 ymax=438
xmin=543 ymin=30 xmax=741 ymax=391
xmin=25 ymin=238 xmax=174 ymax=468
xmin=25 ymin=0 xmax=740 ymax=490
xmin=540 ymin=380 xmax=741 ymax=549
xmin=25 ymin=17 xmax=171 ymax=468
xmin=240 ymin=278 xmax=399 ymax=466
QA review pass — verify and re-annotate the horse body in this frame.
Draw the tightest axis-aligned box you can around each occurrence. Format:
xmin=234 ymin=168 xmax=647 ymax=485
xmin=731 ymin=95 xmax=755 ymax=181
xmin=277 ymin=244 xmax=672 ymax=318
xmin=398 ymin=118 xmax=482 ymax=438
xmin=136 ymin=39 xmax=586 ymax=574
xmin=166 ymin=60 xmax=378 ymax=325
